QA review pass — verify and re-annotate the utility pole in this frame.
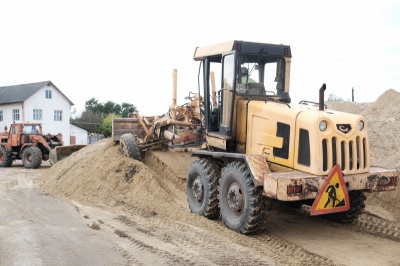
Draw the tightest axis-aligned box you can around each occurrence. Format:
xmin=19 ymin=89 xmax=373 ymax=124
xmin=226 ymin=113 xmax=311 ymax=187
xmin=352 ymin=87 xmax=354 ymax=102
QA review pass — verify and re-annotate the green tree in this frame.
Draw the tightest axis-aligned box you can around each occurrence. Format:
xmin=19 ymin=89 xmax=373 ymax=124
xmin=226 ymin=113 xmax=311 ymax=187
xmin=99 ymin=113 xmax=119 ymax=137
xmin=85 ymin=98 xmax=104 ymax=113
xmin=70 ymin=110 xmax=101 ymax=133
xmin=121 ymin=102 xmax=138 ymax=118
xmin=72 ymin=98 xmax=138 ymax=134
xmin=103 ymin=101 xmax=121 ymax=115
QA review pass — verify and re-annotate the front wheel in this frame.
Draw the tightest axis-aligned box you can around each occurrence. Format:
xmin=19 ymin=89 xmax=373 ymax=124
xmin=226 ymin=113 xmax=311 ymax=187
xmin=120 ymin=134 xmax=141 ymax=160
xmin=218 ymin=161 xmax=265 ymax=234
xmin=22 ymin=146 xmax=42 ymax=169
xmin=0 ymin=147 xmax=13 ymax=167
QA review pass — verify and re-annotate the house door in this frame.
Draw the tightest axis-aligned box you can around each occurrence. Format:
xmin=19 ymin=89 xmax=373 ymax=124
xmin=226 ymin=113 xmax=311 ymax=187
xmin=70 ymin=136 xmax=76 ymax=145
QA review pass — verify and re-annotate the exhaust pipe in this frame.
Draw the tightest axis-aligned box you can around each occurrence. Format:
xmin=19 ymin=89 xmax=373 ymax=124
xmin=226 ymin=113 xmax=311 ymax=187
xmin=171 ymin=69 xmax=178 ymax=120
xmin=319 ymin=83 xmax=326 ymax=111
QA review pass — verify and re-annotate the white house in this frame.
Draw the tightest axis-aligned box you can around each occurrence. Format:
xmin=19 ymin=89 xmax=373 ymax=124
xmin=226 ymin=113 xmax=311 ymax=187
xmin=0 ymin=81 xmax=88 ymax=145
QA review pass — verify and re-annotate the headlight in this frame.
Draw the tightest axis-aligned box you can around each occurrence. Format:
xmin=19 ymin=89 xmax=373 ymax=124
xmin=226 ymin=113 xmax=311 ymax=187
xmin=319 ymin=121 xmax=327 ymax=131
xmin=358 ymin=120 xmax=364 ymax=131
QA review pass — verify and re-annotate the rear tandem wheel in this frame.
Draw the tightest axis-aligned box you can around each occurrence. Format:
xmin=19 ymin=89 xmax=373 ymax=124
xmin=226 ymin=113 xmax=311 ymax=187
xmin=186 ymin=158 xmax=220 ymax=219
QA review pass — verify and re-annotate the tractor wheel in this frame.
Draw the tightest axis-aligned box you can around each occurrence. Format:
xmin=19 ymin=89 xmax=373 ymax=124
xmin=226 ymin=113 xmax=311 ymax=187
xmin=219 ymin=161 xmax=265 ymax=234
xmin=320 ymin=190 xmax=366 ymax=223
xmin=186 ymin=158 xmax=220 ymax=219
xmin=0 ymin=147 xmax=13 ymax=167
xmin=22 ymin=146 xmax=42 ymax=169
xmin=120 ymin=134 xmax=141 ymax=160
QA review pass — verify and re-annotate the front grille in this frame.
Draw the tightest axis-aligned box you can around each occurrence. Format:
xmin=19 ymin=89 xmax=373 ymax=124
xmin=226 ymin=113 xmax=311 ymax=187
xmin=322 ymin=135 xmax=368 ymax=174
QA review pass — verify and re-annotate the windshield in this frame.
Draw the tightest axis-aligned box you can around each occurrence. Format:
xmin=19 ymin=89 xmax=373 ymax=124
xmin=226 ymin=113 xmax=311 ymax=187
xmin=237 ymin=54 xmax=285 ymax=97
xmin=23 ymin=125 xmax=41 ymax=134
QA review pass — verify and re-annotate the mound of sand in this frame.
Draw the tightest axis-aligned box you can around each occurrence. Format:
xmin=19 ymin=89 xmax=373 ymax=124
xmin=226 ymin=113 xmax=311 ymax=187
xmin=40 ymin=140 xmax=190 ymax=219
xmin=327 ymin=89 xmax=400 ymax=170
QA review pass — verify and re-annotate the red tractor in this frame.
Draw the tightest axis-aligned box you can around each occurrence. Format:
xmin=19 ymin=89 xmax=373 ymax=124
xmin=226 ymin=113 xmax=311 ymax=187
xmin=0 ymin=122 xmax=83 ymax=168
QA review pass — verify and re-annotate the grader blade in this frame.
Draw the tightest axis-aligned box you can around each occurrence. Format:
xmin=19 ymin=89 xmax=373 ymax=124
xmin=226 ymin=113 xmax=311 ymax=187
xmin=49 ymin=145 xmax=86 ymax=165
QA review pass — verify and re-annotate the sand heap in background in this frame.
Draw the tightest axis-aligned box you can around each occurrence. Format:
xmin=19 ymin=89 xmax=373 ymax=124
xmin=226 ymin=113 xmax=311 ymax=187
xmin=326 ymin=89 xmax=400 ymax=209
xmin=40 ymin=89 xmax=400 ymax=221
xmin=327 ymin=89 xmax=400 ymax=171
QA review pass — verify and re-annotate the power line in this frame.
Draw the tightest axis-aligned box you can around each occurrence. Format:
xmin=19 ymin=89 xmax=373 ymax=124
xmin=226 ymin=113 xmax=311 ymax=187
xmin=0 ymin=68 xmax=19 ymax=83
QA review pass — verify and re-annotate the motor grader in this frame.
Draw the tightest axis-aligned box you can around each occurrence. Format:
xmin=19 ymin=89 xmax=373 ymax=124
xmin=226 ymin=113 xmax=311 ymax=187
xmin=114 ymin=40 xmax=398 ymax=234
xmin=0 ymin=122 xmax=85 ymax=168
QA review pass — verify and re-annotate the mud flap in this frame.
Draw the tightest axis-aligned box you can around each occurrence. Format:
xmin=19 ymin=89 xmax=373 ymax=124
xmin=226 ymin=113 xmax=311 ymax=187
xmin=49 ymin=145 xmax=86 ymax=165
xmin=244 ymin=154 xmax=271 ymax=187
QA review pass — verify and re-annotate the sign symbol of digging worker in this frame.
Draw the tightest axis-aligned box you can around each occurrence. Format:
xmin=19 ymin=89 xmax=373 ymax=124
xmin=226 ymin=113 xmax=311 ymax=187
xmin=311 ymin=165 xmax=350 ymax=215
xmin=324 ymin=183 xmax=346 ymax=208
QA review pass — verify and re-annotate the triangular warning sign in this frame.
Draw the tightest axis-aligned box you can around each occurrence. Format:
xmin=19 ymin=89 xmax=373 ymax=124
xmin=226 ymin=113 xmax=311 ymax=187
xmin=310 ymin=165 xmax=350 ymax=216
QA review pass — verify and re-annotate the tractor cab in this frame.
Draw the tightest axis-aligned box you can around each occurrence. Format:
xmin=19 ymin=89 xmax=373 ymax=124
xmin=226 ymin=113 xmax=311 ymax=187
xmin=193 ymin=40 xmax=292 ymax=150
xmin=6 ymin=123 xmax=43 ymax=147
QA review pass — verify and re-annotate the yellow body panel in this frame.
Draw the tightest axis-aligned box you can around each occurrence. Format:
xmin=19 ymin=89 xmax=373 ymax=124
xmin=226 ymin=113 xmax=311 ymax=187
xmin=238 ymin=100 xmax=370 ymax=176
xmin=193 ymin=41 xmax=235 ymax=61
xmin=295 ymin=108 xmax=369 ymax=175
xmin=246 ymin=101 xmax=300 ymax=168
xmin=234 ymin=99 xmax=248 ymax=144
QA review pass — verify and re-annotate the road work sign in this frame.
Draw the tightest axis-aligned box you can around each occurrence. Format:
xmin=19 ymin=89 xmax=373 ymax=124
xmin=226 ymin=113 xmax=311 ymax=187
xmin=311 ymin=165 xmax=350 ymax=215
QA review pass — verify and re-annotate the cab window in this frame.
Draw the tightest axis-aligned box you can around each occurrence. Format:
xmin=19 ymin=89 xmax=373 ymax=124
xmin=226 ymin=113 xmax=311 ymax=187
xmin=236 ymin=55 xmax=285 ymax=97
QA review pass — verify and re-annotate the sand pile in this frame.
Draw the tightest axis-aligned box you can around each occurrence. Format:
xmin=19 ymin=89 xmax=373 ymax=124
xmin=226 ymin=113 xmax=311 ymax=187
xmin=326 ymin=89 xmax=400 ymax=170
xmin=40 ymin=139 xmax=190 ymax=219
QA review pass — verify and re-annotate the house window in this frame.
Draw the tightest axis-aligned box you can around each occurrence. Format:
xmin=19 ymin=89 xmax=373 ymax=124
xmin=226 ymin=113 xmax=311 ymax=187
xmin=33 ymin=109 xmax=43 ymax=120
xmin=54 ymin=110 xmax=62 ymax=121
xmin=46 ymin=90 xmax=52 ymax=99
xmin=13 ymin=109 xmax=20 ymax=121
xmin=0 ymin=110 xmax=3 ymax=121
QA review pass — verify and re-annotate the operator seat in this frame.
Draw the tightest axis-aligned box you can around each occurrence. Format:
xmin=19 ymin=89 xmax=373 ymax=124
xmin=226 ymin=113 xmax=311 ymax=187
xmin=246 ymin=83 xmax=266 ymax=95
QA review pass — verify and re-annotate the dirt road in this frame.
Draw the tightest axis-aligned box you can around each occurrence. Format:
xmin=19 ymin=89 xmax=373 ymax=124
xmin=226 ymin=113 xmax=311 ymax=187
xmin=0 ymin=163 xmax=125 ymax=266
xmin=1 ymin=141 xmax=395 ymax=266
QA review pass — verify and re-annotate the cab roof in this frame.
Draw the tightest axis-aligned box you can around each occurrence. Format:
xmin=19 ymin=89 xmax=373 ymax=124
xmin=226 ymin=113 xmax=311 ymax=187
xmin=193 ymin=40 xmax=292 ymax=61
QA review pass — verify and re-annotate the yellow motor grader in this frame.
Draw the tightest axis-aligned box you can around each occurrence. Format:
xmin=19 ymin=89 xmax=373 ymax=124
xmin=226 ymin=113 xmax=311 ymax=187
xmin=113 ymin=40 xmax=398 ymax=234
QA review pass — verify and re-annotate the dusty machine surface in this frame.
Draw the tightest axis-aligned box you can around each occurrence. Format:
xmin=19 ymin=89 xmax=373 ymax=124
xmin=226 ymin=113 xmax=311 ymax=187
xmin=113 ymin=40 xmax=398 ymax=234
xmin=0 ymin=122 xmax=85 ymax=168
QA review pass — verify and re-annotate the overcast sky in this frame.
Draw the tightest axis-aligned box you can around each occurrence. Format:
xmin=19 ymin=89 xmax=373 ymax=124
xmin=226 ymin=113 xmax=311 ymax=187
xmin=0 ymin=0 xmax=399 ymax=116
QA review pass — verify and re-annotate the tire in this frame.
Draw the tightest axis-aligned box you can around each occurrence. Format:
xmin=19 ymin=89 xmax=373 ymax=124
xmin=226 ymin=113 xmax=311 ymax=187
xmin=22 ymin=146 xmax=42 ymax=169
xmin=186 ymin=158 xmax=220 ymax=219
xmin=320 ymin=190 xmax=366 ymax=223
xmin=120 ymin=134 xmax=141 ymax=160
xmin=0 ymin=147 xmax=12 ymax=167
xmin=218 ymin=161 xmax=265 ymax=234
